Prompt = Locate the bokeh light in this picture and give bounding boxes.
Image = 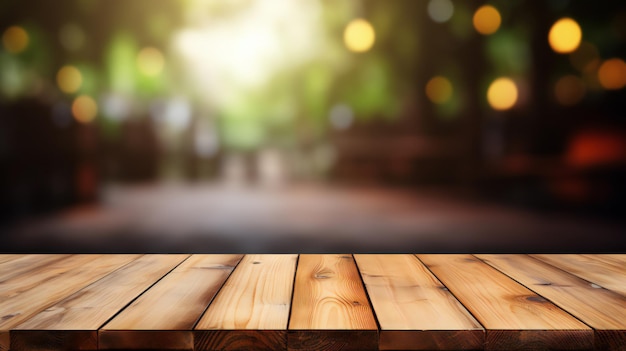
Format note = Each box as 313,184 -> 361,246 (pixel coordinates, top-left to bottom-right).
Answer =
57,65 -> 83,94
597,58 -> 626,90
72,95 -> 98,123
487,77 -> 518,111
427,0 -> 454,23
554,75 -> 586,106
137,47 -> 165,76
2,26 -> 29,54
549,18 -> 582,54
344,19 -> 375,53
425,76 -> 453,104
473,5 -> 501,35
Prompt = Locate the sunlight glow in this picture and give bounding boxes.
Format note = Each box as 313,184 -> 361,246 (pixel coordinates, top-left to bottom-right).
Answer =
174,0 -> 322,107
344,19 -> 375,53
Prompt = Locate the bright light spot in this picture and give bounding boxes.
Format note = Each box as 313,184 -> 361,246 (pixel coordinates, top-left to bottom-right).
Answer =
425,76 -> 453,104
2,26 -> 29,54
72,95 -> 98,123
569,42 -> 599,72
487,77 -> 518,111
174,0 -> 323,106
57,65 -> 83,94
329,104 -> 354,130
137,47 -> 165,76
344,19 -> 375,53
549,18 -> 582,54
59,23 -> 85,51
473,5 -> 501,35
428,0 -> 454,23
597,58 -> 626,90
554,75 -> 586,106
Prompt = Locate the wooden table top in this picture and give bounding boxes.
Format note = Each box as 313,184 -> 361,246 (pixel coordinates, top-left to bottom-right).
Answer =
0,254 -> 624,351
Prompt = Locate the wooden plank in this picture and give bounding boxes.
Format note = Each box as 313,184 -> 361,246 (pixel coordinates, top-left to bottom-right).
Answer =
288,254 -> 377,351
0,254 -> 140,351
0,254 -> 69,282
0,255 -> 22,265
10,254 -> 188,351
532,254 -> 626,297
479,254 -> 626,351
417,254 -> 593,351
195,254 -> 297,351
355,254 -> 483,350
100,254 -> 243,350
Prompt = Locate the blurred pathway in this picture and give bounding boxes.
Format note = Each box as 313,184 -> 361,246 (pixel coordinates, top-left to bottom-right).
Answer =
2,182 -> 624,253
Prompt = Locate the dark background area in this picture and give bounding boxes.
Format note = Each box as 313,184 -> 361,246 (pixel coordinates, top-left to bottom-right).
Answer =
1,0 -> 625,253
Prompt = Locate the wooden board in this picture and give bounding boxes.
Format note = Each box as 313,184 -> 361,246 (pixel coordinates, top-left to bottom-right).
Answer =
479,254 -> 626,351
0,255 -> 23,265
0,254 -> 140,351
355,254 -> 483,350
288,254 -> 378,351
195,254 -> 297,351
100,254 -> 243,350
11,254 -> 188,351
0,254 -> 69,282
532,254 -> 626,297
416,254 -> 593,351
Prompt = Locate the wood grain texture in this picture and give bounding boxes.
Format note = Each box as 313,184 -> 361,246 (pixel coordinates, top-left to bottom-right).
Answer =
100,254 -> 242,350
0,255 -> 22,265
0,254 -> 69,283
99,330 -> 193,350
11,255 -> 188,351
532,254 -> 626,297
195,330 -> 285,351
417,254 -> 593,351
0,254 -> 139,351
195,255 -> 296,351
288,254 -> 377,351
478,254 -> 626,351
288,330 -> 378,351
355,254 -> 483,350
11,330 -> 97,351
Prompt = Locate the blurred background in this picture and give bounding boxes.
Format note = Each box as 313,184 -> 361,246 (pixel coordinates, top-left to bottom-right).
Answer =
1,0 -> 625,253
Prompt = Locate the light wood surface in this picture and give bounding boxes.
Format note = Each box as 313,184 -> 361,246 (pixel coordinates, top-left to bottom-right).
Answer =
100,254 -> 242,350
355,254 -> 483,350
289,254 -> 377,351
195,254 -> 297,351
417,254 -> 593,350
0,254 -> 139,351
0,254 -> 624,351
0,254 -> 23,265
532,254 -> 626,297
11,255 -> 187,351
0,254 -> 68,283
479,254 -> 626,351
